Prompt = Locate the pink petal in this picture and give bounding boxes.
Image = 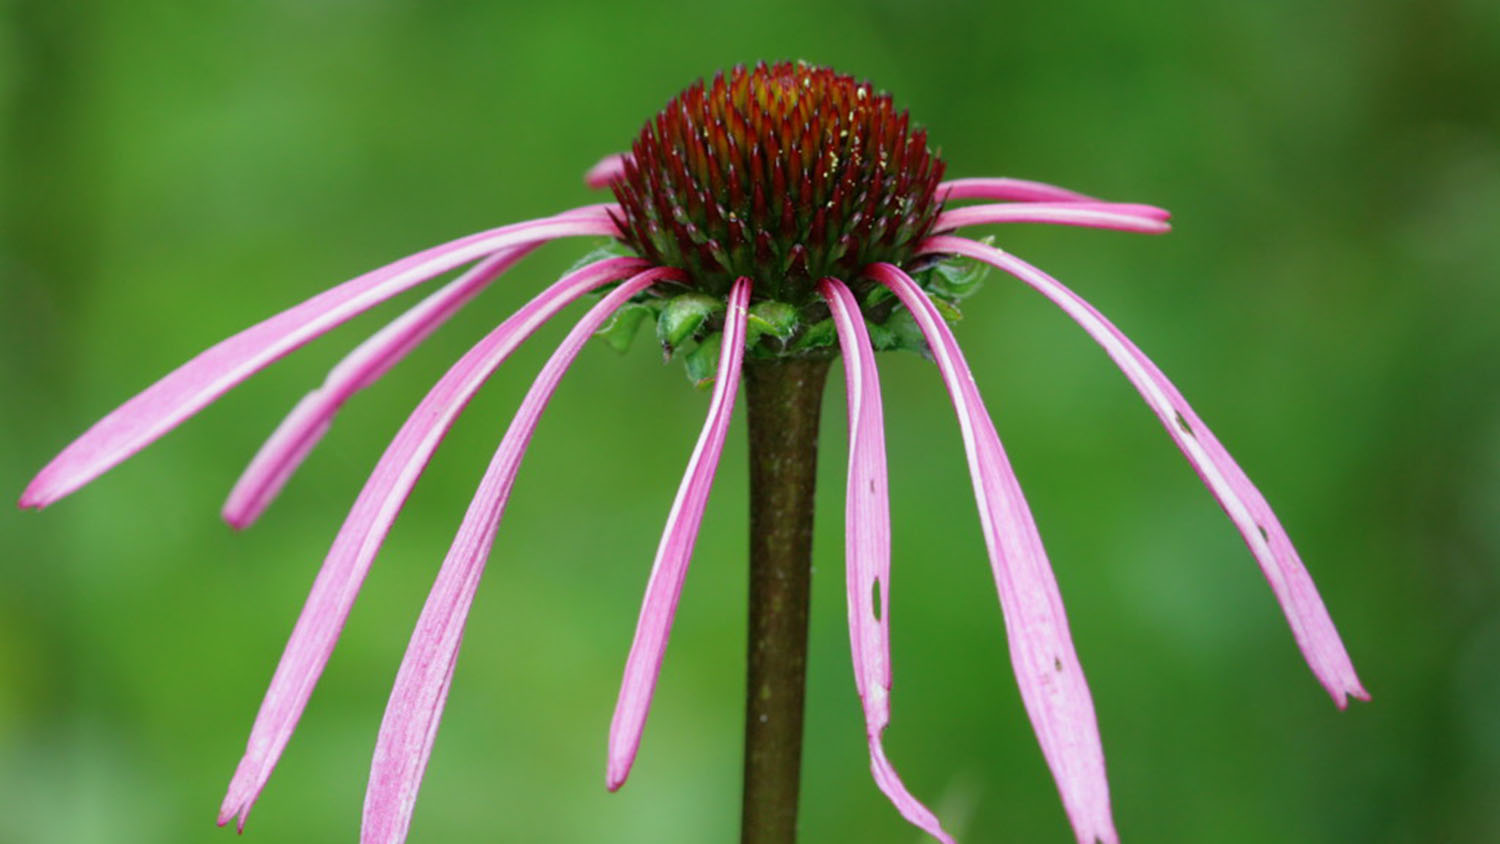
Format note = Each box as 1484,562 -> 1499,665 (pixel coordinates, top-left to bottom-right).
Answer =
869,262 -> 1118,844
216,255 -> 653,832
222,244 -> 541,529
935,202 -> 1171,234
361,267 -> 672,844
19,210 -> 620,510
820,277 -> 953,844
921,235 -> 1369,707
219,193 -> 633,528
939,177 -> 1098,203
607,277 -> 751,790
584,153 -> 630,189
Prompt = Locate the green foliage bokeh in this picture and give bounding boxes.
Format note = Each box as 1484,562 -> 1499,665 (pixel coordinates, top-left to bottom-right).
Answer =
3,1 -> 1497,842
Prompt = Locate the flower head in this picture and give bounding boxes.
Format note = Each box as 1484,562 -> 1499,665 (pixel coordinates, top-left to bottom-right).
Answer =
611,62 -> 944,300
20,62 -> 1365,844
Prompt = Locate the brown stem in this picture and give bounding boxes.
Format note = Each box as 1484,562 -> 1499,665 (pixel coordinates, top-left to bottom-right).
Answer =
740,356 -> 831,844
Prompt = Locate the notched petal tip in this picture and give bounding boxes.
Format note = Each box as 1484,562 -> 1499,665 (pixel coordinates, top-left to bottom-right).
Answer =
214,805 -> 247,834
1332,680 -> 1372,710
218,774 -> 256,832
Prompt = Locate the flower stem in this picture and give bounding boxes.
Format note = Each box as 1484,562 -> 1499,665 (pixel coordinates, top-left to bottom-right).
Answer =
740,356 -> 831,844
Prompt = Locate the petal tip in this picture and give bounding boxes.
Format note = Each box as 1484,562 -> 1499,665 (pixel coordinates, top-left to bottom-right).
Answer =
605,765 -> 628,793
214,806 -> 248,834
18,476 -> 56,510
220,506 -> 254,531
606,738 -> 643,792
1334,682 -> 1372,709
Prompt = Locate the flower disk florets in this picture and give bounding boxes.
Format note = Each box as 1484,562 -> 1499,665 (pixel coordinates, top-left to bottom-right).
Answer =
611,62 -> 946,306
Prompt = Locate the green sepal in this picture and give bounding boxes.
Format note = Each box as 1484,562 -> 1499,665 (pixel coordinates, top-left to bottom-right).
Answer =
594,303 -> 654,354
864,317 -> 896,351
926,238 -> 992,301
747,301 -> 798,347
865,307 -> 929,353
789,318 -> 837,352
657,293 -> 724,357
882,306 -> 927,351
684,332 -> 723,389
929,295 -> 963,324
862,284 -> 895,308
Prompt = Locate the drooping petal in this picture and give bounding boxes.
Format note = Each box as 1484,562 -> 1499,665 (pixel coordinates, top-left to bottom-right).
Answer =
920,235 -> 1369,706
935,202 -> 1171,234
820,277 -> 952,844
869,262 -> 1117,844
361,268 -> 668,844
585,153 -> 630,189
223,244 -> 541,529
19,209 -> 620,510
221,196 -> 623,528
216,255 -> 655,831
607,277 -> 751,790
939,177 -> 1097,203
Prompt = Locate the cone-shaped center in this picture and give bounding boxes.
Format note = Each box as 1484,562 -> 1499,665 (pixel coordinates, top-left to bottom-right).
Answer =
611,62 -> 946,304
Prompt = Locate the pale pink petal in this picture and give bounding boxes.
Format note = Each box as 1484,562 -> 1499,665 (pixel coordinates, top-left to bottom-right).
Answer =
869,262 -> 1117,844
216,255 -> 654,832
935,202 -> 1171,234
585,153 -> 630,189
821,277 -> 953,844
606,277 -> 751,790
554,202 -> 625,218
19,210 -> 620,510
939,177 -> 1098,203
222,244 -> 541,529
921,235 -> 1369,706
361,268 -> 670,844
216,191 -> 624,529
226,203 -> 624,529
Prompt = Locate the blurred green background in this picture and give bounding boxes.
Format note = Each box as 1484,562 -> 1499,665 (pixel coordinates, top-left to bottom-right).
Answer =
3,1 -> 1497,842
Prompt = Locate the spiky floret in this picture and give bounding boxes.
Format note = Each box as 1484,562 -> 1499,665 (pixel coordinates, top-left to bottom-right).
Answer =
610,62 -> 946,304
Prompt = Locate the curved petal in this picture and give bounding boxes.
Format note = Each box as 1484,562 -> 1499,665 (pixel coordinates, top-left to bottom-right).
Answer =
607,277 -> 751,790
939,177 -> 1098,203
223,243 -> 541,528
20,210 -> 620,510
935,202 -> 1171,234
219,195 -> 639,528
585,153 -> 630,189
361,268 -> 668,844
215,255 -> 655,832
920,235 -> 1368,706
821,277 -> 952,844
869,262 -> 1117,844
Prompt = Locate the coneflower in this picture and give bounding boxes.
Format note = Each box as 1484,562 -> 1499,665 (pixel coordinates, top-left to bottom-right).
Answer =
20,62 -> 1366,844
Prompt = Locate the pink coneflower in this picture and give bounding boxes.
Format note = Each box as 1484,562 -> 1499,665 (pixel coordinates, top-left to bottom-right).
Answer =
19,62 -> 1366,844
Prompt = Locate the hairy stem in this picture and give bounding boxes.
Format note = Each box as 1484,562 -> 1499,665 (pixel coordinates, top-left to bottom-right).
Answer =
740,356 -> 831,844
